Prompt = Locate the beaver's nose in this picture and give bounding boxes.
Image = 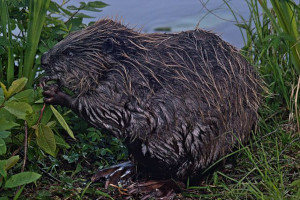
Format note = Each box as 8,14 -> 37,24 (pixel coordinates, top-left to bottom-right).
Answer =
41,53 -> 50,65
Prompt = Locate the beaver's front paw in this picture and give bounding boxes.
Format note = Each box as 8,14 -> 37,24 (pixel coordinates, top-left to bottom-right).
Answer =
42,84 -> 73,108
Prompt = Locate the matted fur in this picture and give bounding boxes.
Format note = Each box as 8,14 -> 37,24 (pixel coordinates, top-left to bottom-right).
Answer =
42,19 -> 261,180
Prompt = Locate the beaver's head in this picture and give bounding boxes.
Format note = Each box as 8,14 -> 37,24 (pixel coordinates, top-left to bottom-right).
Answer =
41,19 -> 138,96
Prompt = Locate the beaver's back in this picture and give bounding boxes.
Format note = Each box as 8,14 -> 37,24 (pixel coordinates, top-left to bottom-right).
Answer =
112,29 -> 261,179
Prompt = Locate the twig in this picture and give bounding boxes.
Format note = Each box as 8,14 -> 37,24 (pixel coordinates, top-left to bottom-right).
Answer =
38,166 -> 62,183
15,121 -> 29,195
21,121 -> 28,172
64,9 -> 81,25
37,103 -> 46,124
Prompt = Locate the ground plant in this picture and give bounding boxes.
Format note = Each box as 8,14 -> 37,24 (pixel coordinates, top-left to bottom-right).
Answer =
0,0 -> 299,199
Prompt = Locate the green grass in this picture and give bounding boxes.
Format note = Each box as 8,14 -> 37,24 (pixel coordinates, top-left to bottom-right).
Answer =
23,0 -> 50,87
0,0 -> 14,86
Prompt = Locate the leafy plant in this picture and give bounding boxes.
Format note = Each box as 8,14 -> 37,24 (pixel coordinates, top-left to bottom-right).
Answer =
0,1 -> 119,199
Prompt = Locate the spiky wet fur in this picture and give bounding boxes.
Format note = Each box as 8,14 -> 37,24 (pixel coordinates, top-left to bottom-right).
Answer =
42,19 -> 261,180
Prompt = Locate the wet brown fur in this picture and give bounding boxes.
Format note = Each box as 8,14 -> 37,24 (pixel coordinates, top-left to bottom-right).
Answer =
42,19 -> 261,180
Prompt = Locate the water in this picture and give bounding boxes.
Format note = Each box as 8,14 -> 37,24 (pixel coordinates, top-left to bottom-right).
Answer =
57,0 -> 252,48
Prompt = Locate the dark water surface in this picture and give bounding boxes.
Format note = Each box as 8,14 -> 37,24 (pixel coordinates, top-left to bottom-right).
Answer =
56,0 -> 253,48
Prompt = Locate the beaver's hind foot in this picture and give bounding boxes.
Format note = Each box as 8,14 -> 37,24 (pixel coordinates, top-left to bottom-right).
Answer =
127,179 -> 180,200
91,161 -> 135,188
92,161 -> 180,199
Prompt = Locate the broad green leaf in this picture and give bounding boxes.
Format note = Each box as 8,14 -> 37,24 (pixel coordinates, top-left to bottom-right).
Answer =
4,101 -> 33,120
50,105 -> 75,140
25,112 -> 39,127
0,118 -> 18,131
0,106 -> 16,121
36,124 -> 56,157
0,139 -> 6,155
0,131 -> 10,138
5,155 -> 19,170
0,160 -> 7,178
9,89 -> 34,103
7,77 -> 28,99
0,82 -> 8,99
41,105 -> 53,125
55,135 -> 70,149
0,196 -> 9,200
4,172 -> 41,188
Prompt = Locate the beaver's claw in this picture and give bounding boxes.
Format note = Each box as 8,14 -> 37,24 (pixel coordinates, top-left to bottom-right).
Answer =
39,76 -> 59,89
91,161 -> 135,188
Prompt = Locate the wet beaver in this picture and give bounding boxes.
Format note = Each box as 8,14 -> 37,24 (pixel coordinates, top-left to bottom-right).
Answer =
41,19 -> 261,199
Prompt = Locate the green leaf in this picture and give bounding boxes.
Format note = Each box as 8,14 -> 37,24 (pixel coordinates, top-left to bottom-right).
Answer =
35,98 -> 44,103
0,88 -> 4,104
4,101 -> 33,120
5,155 -> 19,170
81,6 -> 101,12
4,172 -> 41,188
50,105 -> 75,140
66,17 -> 83,32
9,89 -> 34,103
74,13 -> 94,18
49,1 -> 60,13
0,108 -> 16,122
0,139 -> 6,155
7,77 -> 28,99
59,6 -> 73,16
0,118 -> 18,131
66,5 -> 77,10
0,46 -> 6,55
0,131 -> 10,139
0,197 -> 9,200
25,112 -> 39,127
0,82 -> 8,99
46,121 -> 56,128
88,1 -> 108,8
55,135 -> 70,149
14,185 -> 25,200
0,160 -> 7,178
36,124 -> 56,157
41,105 -> 53,125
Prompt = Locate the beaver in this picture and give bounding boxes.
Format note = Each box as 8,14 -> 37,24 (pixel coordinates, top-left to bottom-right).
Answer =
41,19 -> 261,199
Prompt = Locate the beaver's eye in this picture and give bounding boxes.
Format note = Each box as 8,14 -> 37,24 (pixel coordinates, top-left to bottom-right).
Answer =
63,49 -> 74,57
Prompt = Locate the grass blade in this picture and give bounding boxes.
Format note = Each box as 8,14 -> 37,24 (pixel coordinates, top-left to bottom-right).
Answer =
0,0 -> 14,86
23,0 -> 50,87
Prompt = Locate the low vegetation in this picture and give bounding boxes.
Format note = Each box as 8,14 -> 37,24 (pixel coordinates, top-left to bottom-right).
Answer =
0,0 -> 299,199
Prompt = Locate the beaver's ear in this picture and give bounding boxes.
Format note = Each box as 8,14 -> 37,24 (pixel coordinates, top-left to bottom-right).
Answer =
102,38 -> 114,54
